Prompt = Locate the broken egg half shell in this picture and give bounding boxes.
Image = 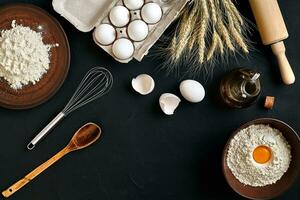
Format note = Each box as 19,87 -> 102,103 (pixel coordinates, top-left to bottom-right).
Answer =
132,74 -> 155,95
127,20 -> 149,41
123,0 -> 144,10
179,80 -> 205,103
94,24 -> 116,45
141,2 -> 162,24
159,93 -> 181,115
109,6 -> 130,27
112,38 -> 134,60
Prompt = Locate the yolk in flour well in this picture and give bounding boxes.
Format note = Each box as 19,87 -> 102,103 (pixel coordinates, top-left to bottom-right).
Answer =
253,145 -> 272,164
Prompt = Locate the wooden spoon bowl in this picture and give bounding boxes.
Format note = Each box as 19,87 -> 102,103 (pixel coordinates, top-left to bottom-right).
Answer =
222,118 -> 300,200
68,123 -> 102,151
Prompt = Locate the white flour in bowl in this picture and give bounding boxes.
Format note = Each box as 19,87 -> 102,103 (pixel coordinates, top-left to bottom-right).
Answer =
0,20 -> 57,89
226,124 -> 291,187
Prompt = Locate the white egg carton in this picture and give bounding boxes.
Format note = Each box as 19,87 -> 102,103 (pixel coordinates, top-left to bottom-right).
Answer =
52,0 -> 189,63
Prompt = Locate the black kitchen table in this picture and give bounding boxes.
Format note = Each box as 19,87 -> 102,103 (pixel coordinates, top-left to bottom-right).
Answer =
0,0 -> 299,199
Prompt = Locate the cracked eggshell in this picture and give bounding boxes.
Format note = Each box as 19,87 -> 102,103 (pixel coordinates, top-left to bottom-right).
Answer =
109,6 -> 130,27
179,80 -> 205,103
132,74 -> 155,95
159,93 -> 181,115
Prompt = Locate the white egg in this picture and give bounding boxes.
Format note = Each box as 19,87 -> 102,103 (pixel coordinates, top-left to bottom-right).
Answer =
123,0 -> 144,10
127,20 -> 149,41
141,3 -> 162,24
94,24 -> 116,45
179,80 -> 205,103
112,38 -> 134,60
109,6 -> 130,27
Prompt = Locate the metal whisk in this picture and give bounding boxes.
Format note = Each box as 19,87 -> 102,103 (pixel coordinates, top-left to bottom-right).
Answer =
27,67 -> 113,150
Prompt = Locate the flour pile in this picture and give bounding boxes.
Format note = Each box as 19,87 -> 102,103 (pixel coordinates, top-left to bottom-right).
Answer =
227,124 -> 291,187
0,20 -> 52,89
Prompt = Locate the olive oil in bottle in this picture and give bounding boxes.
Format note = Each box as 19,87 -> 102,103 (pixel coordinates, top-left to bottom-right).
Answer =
220,68 -> 261,108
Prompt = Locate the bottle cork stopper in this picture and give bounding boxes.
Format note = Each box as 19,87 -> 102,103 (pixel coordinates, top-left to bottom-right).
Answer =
264,96 -> 275,109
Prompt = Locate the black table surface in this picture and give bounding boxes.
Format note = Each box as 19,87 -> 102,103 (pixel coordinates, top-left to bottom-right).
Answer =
0,0 -> 299,200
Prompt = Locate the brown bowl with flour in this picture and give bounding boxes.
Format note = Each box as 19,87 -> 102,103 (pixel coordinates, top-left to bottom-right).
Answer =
222,118 -> 300,200
0,4 -> 70,109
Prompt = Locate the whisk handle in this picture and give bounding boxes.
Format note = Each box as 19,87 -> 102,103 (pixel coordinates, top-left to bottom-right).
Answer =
27,112 -> 66,150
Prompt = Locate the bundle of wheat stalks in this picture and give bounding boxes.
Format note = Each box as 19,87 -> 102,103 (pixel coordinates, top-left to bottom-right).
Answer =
168,0 -> 249,67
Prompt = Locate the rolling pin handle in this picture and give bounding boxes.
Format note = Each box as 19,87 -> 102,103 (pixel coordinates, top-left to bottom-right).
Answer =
271,41 -> 295,85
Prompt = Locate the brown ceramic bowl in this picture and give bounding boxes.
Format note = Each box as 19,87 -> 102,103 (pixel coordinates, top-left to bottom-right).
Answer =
0,3 -> 70,109
222,118 -> 300,200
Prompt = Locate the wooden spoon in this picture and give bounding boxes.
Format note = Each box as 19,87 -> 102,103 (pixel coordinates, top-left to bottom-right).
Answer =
2,122 -> 101,198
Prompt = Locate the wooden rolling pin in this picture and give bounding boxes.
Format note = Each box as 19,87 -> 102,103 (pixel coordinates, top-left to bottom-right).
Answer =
249,0 -> 295,85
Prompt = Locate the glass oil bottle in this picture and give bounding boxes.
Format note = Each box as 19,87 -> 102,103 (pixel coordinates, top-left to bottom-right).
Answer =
220,68 -> 261,108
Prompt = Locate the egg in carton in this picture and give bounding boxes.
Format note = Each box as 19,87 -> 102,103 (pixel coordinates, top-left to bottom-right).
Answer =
52,0 -> 189,63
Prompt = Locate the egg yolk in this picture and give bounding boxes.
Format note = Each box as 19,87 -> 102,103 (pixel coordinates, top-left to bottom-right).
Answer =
253,146 -> 272,164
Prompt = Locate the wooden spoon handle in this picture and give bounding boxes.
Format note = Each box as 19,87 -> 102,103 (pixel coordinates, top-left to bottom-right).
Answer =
2,147 -> 69,198
271,41 -> 295,85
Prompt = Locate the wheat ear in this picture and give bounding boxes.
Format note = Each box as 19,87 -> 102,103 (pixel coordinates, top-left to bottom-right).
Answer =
216,19 -> 235,51
207,0 -> 222,60
170,34 -> 178,61
223,0 -> 249,53
227,0 -> 244,25
224,0 -> 242,33
173,12 -> 190,60
197,0 -> 209,64
214,0 -> 235,51
209,0 -> 217,23
207,32 -> 218,61
187,5 -> 200,51
173,7 -> 198,60
216,33 -> 224,55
